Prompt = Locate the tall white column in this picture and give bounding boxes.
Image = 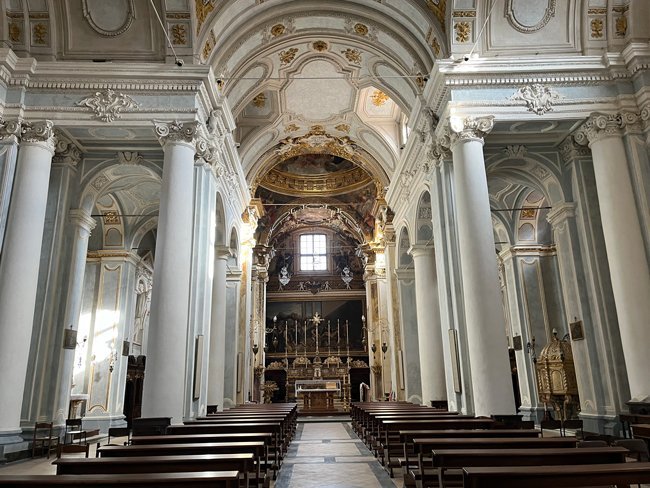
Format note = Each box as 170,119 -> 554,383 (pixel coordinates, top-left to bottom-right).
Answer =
408,244 -> 446,405
207,246 -> 230,410
448,116 -> 515,416
575,113 -> 650,402
142,121 -> 198,422
0,121 -> 56,434
54,209 -> 96,423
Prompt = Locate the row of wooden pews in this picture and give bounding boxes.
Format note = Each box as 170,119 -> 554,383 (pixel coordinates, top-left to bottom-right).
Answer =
0,403 -> 297,487
351,402 -> 650,487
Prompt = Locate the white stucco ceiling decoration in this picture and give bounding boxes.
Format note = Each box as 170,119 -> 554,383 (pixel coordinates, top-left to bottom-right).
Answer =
283,59 -> 356,122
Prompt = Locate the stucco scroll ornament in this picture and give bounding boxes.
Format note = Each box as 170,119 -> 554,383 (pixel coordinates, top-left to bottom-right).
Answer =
276,127 -> 357,159
505,0 -> 556,34
78,89 -> 139,122
82,0 -> 135,37
573,113 -> 626,146
511,84 -> 562,116
0,118 -> 22,141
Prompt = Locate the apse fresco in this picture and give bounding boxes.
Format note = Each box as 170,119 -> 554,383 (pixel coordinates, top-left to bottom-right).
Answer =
276,154 -> 355,175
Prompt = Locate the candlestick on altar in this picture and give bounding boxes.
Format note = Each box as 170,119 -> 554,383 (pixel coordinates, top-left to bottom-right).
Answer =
337,319 -> 341,356
303,319 -> 307,356
294,319 -> 298,352
315,319 -> 319,356
346,319 -> 350,357
328,320 -> 331,356
285,320 -> 288,359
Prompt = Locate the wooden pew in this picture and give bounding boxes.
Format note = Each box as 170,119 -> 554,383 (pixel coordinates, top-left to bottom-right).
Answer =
411,437 -> 577,487
377,419 -> 494,468
433,447 -> 627,488
397,429 -> 540,482
166,423 -> 283,476
632,423 -> 650,446
0,471 -> 240,487
97,442 -> 265,486
462,462 -> 650,488
54,454 -> 255,488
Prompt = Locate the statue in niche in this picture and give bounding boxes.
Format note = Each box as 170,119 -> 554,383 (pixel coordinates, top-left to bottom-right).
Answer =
132,262 -> 152,355
341,267 -> 353,289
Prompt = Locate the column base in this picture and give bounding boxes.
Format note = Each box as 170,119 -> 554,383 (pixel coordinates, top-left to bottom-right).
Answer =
517,406 -> 546,424
579,412 -> 622,437
0,430 -> 30,464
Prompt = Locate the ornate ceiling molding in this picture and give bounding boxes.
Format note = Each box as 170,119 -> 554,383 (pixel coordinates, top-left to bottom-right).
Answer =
260,166 -> 372,198
505,0 -> 556,34
275,126 -> 358,161
82,0 -> 135,37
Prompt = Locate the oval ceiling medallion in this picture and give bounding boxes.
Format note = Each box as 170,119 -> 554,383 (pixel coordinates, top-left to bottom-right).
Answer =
82,0 -> 135,37
505,0 -> 556,34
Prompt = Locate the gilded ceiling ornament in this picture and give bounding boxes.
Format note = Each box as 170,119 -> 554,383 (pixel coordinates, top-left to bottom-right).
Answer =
275,127 -> 358,161
505,0 -> 556,34
425,0 -> 447,31
312,40 -> 328,52
8,22 -> 21,43
252,93 -> 267,108
341,48 -> 362,64
195,0 -> 215,33
271,24 -> 285,37
310,124 -> 325,133
415,72 -> 426,90
279,48 -> 298,65
32,23 -> 48,44
171,24 -> 186,45
78,89 -> 139,122
370,90 -> 389,107
591,18 -> 604,38
103,211 -> 120,225
202,31 -> 216,61
335,123 -> 350,133
431,36 -> 441,56
587,8 -> 607,15
510,84 -> 562,116
353,23 -> 369,36
454,22 -> 470,43
615,15 -> 628,37
284,124 -> 299,133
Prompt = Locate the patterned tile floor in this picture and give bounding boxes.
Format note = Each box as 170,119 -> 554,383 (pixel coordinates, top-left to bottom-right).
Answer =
272,421 -> 402,488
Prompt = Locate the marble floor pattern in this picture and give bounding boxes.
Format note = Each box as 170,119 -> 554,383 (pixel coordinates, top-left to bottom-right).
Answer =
272,421 -> 402,488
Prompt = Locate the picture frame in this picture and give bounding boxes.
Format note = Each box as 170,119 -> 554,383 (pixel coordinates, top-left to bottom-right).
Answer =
570,320 -> 584,341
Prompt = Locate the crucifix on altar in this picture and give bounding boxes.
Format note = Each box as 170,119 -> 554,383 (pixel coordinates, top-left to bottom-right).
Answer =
311,312 -> 323,357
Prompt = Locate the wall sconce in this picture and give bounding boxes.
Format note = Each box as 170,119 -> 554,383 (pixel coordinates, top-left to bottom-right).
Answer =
381,342 -> 388,359
526,336 -> 537,363
371,343 -> 377,355
361,315 -> 367,352
252,343 -> 259,356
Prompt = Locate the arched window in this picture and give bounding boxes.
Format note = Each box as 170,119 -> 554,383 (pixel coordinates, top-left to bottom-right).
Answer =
300,234 -> 327,271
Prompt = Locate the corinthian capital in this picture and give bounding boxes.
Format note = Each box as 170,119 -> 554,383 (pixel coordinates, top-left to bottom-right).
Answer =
448,115 -> 494,146
153,120 -> 199,148
53,129 -> 82,167
20,120 -> 56,154
573,112 -> 640,146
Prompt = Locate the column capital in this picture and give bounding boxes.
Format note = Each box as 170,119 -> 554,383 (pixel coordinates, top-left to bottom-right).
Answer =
215,245 -> 231,261
407,243 -> 435,258
559,136 -> 590,164
20,120 -> 56,155
153,120 -> 200,150
68,209 -> 97,236
546,202 -> 577,230
573,112 -> 641,146
0,118 -> 21,143
447,115 -> 494,147
53,130 -> 82,167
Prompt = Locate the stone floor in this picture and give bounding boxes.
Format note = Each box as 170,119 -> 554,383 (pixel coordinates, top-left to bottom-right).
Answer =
0,422 -> 399,487
272,421 -> 401,488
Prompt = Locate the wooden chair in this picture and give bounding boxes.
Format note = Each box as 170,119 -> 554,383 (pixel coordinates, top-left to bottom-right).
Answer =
107,427 -> 131,446
540,419 -> 562,437
562,419 -> 583,439
64,418 -> 87,445
32,422 -> 59,458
